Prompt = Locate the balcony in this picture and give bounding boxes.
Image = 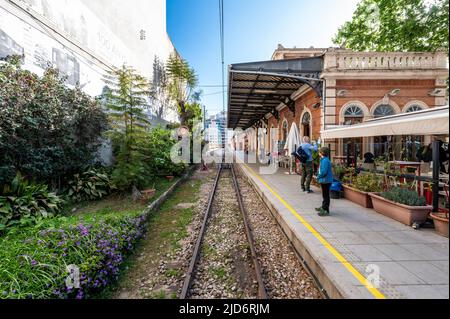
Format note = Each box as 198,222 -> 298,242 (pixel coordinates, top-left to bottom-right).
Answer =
324,49 -> 448,71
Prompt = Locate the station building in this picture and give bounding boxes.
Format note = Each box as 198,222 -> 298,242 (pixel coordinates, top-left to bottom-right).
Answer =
228,45 -> 449,164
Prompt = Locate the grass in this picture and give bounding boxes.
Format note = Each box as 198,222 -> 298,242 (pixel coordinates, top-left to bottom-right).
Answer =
0,175 -> 184,299
154,290 -> 167,299
103,177 -> 204,299
202,243 -> 216,257
66,176 -> 180,216
153,176 -> 181,199
165,269 -> 181,278
145,179 -> 202,253
210,266 -> 227,280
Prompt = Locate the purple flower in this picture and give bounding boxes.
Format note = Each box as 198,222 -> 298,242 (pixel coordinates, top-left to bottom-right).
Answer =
78,224 -> 89,236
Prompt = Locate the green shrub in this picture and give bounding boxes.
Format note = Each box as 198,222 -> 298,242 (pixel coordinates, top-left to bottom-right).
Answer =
109,127 -> 186,191
0,210 -> 146,299
332,164 -> 347,180
344,171 -> 383,193
145,127 -> 186,177
0,174 -> 64,230
66,168 -> 115,203
352,172 -> 383,193
0,57 -> 108,187
381,187 -> 427,206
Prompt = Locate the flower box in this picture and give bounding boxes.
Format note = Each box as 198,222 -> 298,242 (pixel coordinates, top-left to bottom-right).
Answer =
343,185 -> 373,208
369,193 -> 432,226
430,212 -> 449,238
141,189 -> 156,202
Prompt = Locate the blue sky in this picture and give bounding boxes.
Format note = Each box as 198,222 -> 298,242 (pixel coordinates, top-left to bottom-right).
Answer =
167,0 -> 360,115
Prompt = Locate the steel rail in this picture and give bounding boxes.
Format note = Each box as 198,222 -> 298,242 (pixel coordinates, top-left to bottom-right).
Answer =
180,164 -> 268,299
230,164 -> 268,299
180,165 -> 222,299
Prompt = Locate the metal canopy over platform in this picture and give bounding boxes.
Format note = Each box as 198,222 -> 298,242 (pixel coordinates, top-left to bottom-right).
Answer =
227,57 -> 324,130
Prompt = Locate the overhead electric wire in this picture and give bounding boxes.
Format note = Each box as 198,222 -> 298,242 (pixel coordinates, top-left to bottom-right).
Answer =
219,0 -> 226,115
203,90 -> 226,97
219,0 -> 226,150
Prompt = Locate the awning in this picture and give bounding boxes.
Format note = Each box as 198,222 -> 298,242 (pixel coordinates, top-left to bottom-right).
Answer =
321,106 -> 450,139
227,57 -> 323,130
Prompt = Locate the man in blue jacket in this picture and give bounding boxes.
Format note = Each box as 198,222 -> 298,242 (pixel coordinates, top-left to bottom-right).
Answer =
300,136 -> 318,193
315,147 -> 333,216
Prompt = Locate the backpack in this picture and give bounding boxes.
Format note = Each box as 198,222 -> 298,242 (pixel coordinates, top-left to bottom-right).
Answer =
292,146 -> 309,164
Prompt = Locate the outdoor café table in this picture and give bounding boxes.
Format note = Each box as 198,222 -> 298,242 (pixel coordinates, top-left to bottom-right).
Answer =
388,161 -> 422,194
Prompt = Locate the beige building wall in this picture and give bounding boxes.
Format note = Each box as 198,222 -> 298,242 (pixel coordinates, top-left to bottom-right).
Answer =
0,0 -> 177,121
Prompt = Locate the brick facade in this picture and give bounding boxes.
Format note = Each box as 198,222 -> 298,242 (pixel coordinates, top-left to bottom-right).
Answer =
267,89 -> 322,146
334,79 -> 437,125
234,48 -> 448,157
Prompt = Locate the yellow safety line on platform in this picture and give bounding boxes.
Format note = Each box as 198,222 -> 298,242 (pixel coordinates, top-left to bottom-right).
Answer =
241,163 -> 386,299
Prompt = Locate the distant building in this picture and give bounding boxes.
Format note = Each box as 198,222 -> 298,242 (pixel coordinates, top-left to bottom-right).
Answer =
205,111 -> 227,150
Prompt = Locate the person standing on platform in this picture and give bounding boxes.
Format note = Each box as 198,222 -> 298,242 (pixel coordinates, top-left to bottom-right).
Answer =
299,136 -> 318,193
316,147 -> 333,216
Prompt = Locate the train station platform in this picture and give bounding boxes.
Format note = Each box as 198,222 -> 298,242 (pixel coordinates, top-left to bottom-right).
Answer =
235,158 -> 449,299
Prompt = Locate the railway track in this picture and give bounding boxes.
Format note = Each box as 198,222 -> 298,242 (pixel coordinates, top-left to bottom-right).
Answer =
180,164 -> 267,299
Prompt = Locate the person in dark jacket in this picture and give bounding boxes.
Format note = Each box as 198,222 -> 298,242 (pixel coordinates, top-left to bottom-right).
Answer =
300,136 -> 318,193
438,140 -> 449,174
315,147 -> 333,216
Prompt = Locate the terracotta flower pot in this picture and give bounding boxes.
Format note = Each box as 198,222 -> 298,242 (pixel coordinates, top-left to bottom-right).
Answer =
141,189 -> 156,202
430,212 -> 449,238
343,185 -> 373,208
369,193 -> 433,226
165,175 -> 174,182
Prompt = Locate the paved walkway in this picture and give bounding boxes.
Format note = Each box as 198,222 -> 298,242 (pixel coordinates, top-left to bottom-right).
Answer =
236,158 -> 449,299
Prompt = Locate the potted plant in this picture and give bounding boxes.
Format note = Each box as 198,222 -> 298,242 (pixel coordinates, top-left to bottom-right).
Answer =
374,156 -> 388,172
141,188 -> 156,202
343,171 -> 383,208
369,187 -> 432,227
139,182 -> 156,203
332,164 -> 346,181
430,210 -> 449,238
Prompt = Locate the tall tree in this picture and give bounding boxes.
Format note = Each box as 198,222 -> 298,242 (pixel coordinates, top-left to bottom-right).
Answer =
105,65 -> 151,137
184,102 -> 203,131
104,65 -> 152,190
333,0 -> 449,52
166,53 -> 201,127
150,56 -> 174,120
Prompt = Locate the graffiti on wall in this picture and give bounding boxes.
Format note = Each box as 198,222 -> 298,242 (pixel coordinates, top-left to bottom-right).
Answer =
0,29 -> 24,58
52,48 -> 80,86
0,7 -> 107,96
0,2 -> 131,96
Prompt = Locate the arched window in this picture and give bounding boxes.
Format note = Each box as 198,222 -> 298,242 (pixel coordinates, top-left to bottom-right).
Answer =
302,112 -> 311,125
301,112 -> 311,138
282,120 -> 288,141
373,104 -> 395,118
343,105 -> 364,125
405,104 -> 423,113
344,105 -> 364,117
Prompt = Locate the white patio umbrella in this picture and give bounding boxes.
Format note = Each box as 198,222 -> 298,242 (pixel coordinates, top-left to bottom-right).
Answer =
283,123 -> 301,174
